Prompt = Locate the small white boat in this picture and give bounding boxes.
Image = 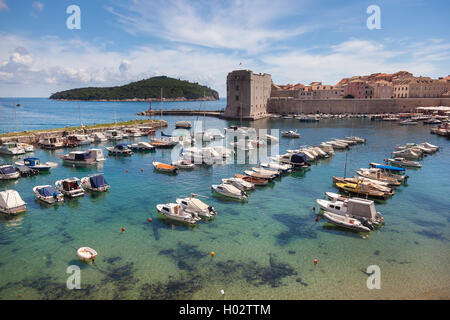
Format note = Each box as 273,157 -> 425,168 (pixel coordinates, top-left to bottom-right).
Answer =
222,177 -> 255,191
172,159 -> 194,169
281,130 -> 300,138
252,167 -> 280,177
326,192 -> 350,202
128,142 -> 155,151
77,247 -> 98,262
0,190 -> 27,215
323,211 -> 372,232
260,162 -> 292,173
55,177 -> 85,198
211,183 -> 248,200
319,143 -> 335,155
388,157 -> 421,168
81,174 -> 110,192
19,143 -> 34,152
0,165 -> 20,180
244,170 -> 276,181
123,127 -> 142,137
0,142 -> 25,155
59,151 -> 97,166
345,136 -> 366,143
106,144 -> 133,155
175,121 -> 192,129
33,185 -> 64,204
104,130 -> 123,140
91,132 -> 108,142
156,203 -> 200,224
418,142 -> 439,152
391,148 -> 421,160
38,137 -> 65,149
399,120 -> 418,125
176,194 -> 217,218
14,157 -> 57,172
317,198 -> 383,226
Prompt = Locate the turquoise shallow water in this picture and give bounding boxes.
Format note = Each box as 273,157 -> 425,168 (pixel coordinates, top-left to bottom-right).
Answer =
0,98 -> 449,299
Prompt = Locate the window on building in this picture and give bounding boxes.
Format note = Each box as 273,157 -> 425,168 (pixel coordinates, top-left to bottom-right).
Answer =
235,95 -> 239,101
236,85 -> 239,91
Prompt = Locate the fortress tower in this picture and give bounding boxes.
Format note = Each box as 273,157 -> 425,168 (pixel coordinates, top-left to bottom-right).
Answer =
223,70 -> 272,120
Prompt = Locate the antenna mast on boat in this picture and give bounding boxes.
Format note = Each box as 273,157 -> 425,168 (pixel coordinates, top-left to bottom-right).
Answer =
160,87 -> 163,119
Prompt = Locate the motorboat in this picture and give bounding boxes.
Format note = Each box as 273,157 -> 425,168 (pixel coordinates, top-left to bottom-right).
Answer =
86,149 -> 106,162
283,115 -> 293,119
15,165 -> 39,177
123,127 -> 142,137
260,162 -> 292,173
234,174 -> 268,186
326,140 -> 348,149
418,142 -> 439,152
399,120 -> 418,125
0,165 -> 20,180
319,143 -> 335,155
128,142 -> 155,151
106,144 -> 133,155
222,177 -> 255,191
332,176 -> 393,193
33,185 -> 64,204
298,148 -> 317,161
19,143 -> 34,152
326,192 -> 350,202
345,136 -> 366,143
281,131 -> 300,138
153,161 -> 178,174
0,190 -> 27,215
243,170 -> 276,181
316,198 -> 384,226
322,211 -> 372,232
0,142 -> 25,155
138,126 -> 156,135
335,138 -> 357,146
388,157 -> 421,168
251,167 -> 280,177
38,137 -> 65,150
90,132 -> 108,142
77,247 -> 98,262
279,153 -> 310,168
81,174 -> 110,192
156,202 -> 200,224
14,157 -> 58,172
182,147 -> 222,165
176,194 -> 217,218
367,164 -> 409,182
172,159 -> 195,169
423,118 -> 442,125
150,138 -> 178,148
335,182 -> 393,199
175,121 -> 192,129
311,147 -> 328,158
355,168 -> 401,186
298,115 -> 319,122
104,129 -> 123,140
59,151 -> 97,166
55,177 -> 85,198
391,148 -> 422,160
211,183 -> 248,200
66,134 -> 93,145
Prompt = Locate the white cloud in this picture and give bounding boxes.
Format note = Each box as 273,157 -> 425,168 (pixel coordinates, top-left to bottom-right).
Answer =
0,0 -> 8,11
107,0 -> 310,54
32,1 -> 44,11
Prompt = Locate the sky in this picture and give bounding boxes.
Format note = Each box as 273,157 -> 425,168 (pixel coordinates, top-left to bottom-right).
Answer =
0,0 -> 449,97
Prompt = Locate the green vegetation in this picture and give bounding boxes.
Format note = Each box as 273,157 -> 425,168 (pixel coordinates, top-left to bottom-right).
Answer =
343,94 -> 355,99
0,120 -> 166,139
49,76 -> 219,101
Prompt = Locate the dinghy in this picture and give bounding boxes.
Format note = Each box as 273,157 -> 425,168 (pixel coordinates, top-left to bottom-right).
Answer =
281,130 -> 300,138
388,157 -> 421,168
234,174 -> 268,186
77,247 -> 98,262
106,144 -> 133,155
323,211 -> 371,232
172,159 -> 195,170
153,161 -> 178,174
33,185 -> 64,204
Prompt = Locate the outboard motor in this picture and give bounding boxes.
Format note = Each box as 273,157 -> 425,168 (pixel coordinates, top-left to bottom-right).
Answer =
359,217 -> 374,230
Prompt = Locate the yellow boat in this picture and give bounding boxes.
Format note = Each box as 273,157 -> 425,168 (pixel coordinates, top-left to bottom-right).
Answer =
335,182 -> 393,199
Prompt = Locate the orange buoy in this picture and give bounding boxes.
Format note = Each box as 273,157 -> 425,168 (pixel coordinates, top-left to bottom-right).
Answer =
315,217 -> 319,222
126,169 -> 128,173
148,218 -> 152,222
210,251 -> 215,257
314,259 -> 318,265
121,227 -> 125,232
312,207 -> 316,211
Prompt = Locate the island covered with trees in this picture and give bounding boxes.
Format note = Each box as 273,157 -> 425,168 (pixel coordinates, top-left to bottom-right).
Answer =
49,76 -> 219,101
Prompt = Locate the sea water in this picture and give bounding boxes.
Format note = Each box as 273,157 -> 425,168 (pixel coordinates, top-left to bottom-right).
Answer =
0,98 -> 449,299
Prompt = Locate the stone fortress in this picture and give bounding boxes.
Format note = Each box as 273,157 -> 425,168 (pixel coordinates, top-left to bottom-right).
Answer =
223,70 -> 450,120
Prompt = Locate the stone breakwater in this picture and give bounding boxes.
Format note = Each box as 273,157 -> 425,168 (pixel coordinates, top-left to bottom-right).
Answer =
0,120 -> 168,145
138,109 -> 224,118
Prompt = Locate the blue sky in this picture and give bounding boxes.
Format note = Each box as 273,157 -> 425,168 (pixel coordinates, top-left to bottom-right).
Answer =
0,0 -> 449,97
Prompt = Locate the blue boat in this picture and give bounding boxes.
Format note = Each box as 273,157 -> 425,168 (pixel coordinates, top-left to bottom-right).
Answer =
161,132 -> 172,137
14,157 -> 57,172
